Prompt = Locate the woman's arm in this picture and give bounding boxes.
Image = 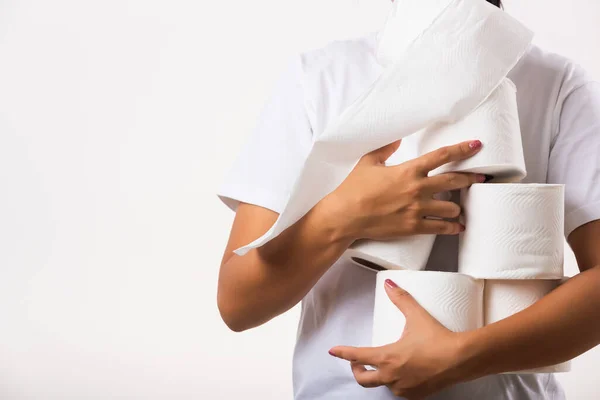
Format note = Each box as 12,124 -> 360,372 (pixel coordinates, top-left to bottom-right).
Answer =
217,196 -> 354,332
460,220 -> 600,376
217,140 -> 485,332
329,220 -> 600,400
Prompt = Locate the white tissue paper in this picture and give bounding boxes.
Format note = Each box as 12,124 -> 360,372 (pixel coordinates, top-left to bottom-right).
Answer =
234,0 -> 534,256
459,184 -> 565,279
485,279 -> 571,373
344,235 -> 437,272
484,279 -> 560,325
341,147 -> 444,273
413,78 -> 526,182
372,270 -> 484,347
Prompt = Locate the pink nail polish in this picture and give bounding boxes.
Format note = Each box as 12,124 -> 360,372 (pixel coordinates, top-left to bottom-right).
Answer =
459,224 -> 466,232
385,279 -> 398,289
477,174 -> 486,183
469,140 -> 482,150
328,350 -> 335,356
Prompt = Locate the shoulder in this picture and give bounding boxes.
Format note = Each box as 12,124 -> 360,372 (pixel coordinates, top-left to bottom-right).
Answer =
295,32 -> 381,133
510,44 -> 595,100
297,31 -> 379,78
509,44 -> 598,139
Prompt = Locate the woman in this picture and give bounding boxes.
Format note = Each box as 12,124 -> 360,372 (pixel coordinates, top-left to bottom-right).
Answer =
216,0 -> 600,398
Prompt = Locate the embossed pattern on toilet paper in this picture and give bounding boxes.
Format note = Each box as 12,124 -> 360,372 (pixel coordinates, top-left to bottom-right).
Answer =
376,0 -> 456,67
233,0 -> 534,256
484,280 -> 560,325
485,280 -> 571,373
413,78 -> 526,182
459,184 -> 564,279
372,271 -> 484,347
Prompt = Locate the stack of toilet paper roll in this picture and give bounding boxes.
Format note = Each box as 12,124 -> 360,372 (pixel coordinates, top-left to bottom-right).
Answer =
372,184 -> 571,374
232,0 -> 534,257
343,78 -> 527,273
317,0 -> 573,376
226,0 -> 572,374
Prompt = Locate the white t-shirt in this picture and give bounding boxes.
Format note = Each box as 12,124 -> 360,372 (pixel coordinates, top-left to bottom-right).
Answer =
217,31 -> 600,400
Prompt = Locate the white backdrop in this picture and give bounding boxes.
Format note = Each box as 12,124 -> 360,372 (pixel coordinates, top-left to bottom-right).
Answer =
0,0 -> 599,399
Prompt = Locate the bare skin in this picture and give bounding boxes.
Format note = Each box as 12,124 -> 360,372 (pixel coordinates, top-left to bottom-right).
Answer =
218,139 -> 485,331
329,221 -> 600,399
218,137 -> 600,399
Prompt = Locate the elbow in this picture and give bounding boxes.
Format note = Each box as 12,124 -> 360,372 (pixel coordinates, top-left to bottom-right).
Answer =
222,317 -> 248,333
220,312 -> 250,333
217,292 -> 253,333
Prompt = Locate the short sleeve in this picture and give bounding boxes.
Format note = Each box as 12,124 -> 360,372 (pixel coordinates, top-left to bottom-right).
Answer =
217,54 -> 314,214
547,81 -> 600,237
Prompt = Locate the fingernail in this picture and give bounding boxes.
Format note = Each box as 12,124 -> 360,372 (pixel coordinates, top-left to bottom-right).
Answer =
328,349 -> 336,356
385,279 -> 398,289
459,224 -> 466,232
469,140 -> 482,150
476,174 -> 486,183
484,174 -> 494,183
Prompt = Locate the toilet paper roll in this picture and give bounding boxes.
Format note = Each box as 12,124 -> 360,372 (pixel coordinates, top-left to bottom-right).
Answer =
459,184 -> 565,279
484,279 -> 560,325
372,271 -> 484,347
342,191 -> 448,273
233,0 -> 534,256
414,78 -> 526,183
344,235 -> 436,272
484,279 -> 571,373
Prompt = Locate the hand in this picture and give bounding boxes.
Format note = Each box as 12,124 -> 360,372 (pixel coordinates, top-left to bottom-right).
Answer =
328,280 -> 469,400
325,139 -> 486,241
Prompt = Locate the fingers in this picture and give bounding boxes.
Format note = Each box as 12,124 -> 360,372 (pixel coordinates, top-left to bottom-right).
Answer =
423,172 -> 485,193
417,219 -> 465,235
384,279 -> 423,319
351,363 -> 384,388
329,346 -> 382,366
418,200 -> 462,219
363,140 -> 402,165
330,347 -> 387,388
412,140 -> 482,175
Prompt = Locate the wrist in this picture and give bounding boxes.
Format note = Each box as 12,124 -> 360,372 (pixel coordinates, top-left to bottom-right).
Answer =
311,191 -> 359,246
450,330 -> 493,383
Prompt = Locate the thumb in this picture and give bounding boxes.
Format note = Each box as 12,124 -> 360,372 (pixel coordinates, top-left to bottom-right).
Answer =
365,139 -> 401,165
384,279 -> 423,319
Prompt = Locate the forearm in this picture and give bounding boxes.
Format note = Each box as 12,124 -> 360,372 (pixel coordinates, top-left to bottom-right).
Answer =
218,195 -> 354,331
218,140 -> 484,332
458,265 -> 600,378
